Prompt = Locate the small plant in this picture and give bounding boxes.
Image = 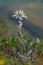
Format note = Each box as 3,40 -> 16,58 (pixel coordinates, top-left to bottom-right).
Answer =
0,9 -> 43,65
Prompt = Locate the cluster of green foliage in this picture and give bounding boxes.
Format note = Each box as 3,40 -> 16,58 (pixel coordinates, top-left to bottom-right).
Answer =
0,28 -> 43,65
0,17 -> 43,65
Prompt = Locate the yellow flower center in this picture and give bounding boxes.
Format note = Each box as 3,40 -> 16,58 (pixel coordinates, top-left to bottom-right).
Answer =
17,13 -> 22,17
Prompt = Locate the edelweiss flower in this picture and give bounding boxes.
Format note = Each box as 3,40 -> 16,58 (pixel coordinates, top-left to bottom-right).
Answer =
12,9 -> 27,20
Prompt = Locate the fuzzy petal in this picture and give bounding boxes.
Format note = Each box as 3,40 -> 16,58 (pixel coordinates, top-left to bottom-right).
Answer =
12,15 -> 16,17
15,10 -> 18,15
22,15 -> 27,19
22,11 -> 24,14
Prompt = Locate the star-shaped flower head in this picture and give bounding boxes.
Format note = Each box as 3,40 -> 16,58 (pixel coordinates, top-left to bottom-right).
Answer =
12,9 -> 27,20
